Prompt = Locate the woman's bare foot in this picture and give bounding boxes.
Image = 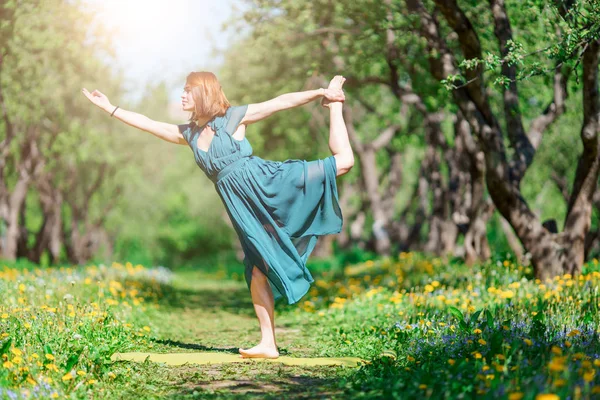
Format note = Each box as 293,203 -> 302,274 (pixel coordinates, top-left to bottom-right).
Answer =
239,342 -> 279,359
322,75 -> 346,108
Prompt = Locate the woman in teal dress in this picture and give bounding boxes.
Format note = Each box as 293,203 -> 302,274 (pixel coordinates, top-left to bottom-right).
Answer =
81,73 -> 354,359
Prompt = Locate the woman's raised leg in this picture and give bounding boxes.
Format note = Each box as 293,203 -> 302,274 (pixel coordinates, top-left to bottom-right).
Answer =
239,265 -> 279,358
324,76 -> 354,177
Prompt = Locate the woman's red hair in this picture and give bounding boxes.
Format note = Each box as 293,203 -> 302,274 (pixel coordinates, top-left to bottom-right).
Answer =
185,72 -> 231,124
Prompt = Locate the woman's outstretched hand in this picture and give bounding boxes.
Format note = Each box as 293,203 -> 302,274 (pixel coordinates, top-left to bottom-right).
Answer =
321,76 -> 346,108
81,88 -> 113,113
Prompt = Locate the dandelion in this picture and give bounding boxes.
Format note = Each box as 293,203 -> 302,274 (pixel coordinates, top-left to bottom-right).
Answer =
418,384 -> 427,389
45,354 -> 55,361
45,364 -> 58,372
584,370 -> 596,382
448,359 -> 455,365
478,339 -> 487,346
535,395 -> 559,400
508,393 -> 524,400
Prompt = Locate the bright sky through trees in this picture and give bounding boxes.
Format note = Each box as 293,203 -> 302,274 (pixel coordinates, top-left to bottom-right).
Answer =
84,0 -> 240,103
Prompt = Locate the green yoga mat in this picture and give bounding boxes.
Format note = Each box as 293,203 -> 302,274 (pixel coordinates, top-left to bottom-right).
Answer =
111,352 -> 364,367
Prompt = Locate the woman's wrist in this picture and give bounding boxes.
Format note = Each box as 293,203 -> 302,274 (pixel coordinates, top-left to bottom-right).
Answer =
103,104 -> 115,113
318,88 -> 326,98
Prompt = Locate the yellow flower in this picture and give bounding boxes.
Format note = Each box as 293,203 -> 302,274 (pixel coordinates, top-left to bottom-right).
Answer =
10,348 -> 22,356
45,354 -> 55,361
77,370 -> 86,376
143,326 -> 151,332
478,339 -> 487,346
584,370 -> 596,382
448,359 -> 455,365
524,339 -> 533,346
508,393 -> 524,400
567,329 -> 581,337
50,393 -> 59,399
419,384 -> 427,389
87,379 -> 97,385
1,313 -> 8,319
3,361 -> 14,368
553,379 -> 566,387
45,363 -> 58,372
62,373 -> 73,382
473,328 -> 482,334
407,355 -> 416,362
535,394 -> 559,400
551,346 -> 562,355
107,371 -> 116,379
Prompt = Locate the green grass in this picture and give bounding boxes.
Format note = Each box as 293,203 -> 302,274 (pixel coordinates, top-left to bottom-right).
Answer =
1,254 -> 600,399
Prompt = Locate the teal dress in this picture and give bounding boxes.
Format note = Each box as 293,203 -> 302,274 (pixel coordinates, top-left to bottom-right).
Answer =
178,105 -> 343,305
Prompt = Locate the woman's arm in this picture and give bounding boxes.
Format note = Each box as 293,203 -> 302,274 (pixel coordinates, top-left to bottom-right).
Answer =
241,87 -> 344,125
81,88 -> 186,145
111,107 -> 186,145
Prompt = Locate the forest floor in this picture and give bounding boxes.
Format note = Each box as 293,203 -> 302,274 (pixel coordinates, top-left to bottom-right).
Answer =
110,272 -> 359,399
2,254 -> 600,399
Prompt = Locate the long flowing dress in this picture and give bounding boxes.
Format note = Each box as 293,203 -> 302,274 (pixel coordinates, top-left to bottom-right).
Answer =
178,105 -> 343,305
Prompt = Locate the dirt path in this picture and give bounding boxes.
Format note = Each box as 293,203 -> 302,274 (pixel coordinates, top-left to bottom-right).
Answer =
129,271 -> 356,399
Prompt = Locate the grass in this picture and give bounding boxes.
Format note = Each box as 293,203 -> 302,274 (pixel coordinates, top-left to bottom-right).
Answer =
1,253 -> 600,399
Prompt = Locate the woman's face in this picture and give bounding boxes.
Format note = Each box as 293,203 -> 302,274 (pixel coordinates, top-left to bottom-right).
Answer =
181,85 -> 195,112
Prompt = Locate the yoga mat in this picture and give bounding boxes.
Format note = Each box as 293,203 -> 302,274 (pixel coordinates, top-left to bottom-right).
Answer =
111,352 -> 364,367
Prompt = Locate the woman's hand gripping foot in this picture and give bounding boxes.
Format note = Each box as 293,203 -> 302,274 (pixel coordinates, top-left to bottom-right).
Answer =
321,75 -> 346,108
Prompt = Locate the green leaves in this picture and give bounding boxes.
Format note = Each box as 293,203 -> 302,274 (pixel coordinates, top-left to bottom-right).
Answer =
63,349 -> 83,372
448,307 -> 496,333
447,306 -> 468,332
0,337 -> 12,357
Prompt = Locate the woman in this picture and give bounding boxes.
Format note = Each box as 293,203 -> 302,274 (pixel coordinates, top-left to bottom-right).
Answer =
81,72 -> 354,359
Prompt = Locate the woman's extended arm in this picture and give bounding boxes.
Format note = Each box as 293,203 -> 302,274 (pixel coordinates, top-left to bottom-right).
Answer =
81,88 -> 186,145
240,87 -> 344,125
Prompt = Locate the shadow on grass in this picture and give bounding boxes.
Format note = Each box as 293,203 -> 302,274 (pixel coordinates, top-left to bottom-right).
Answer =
153,339 -> 240,354
152,339 -> 291,357
166,367 -> 349,399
